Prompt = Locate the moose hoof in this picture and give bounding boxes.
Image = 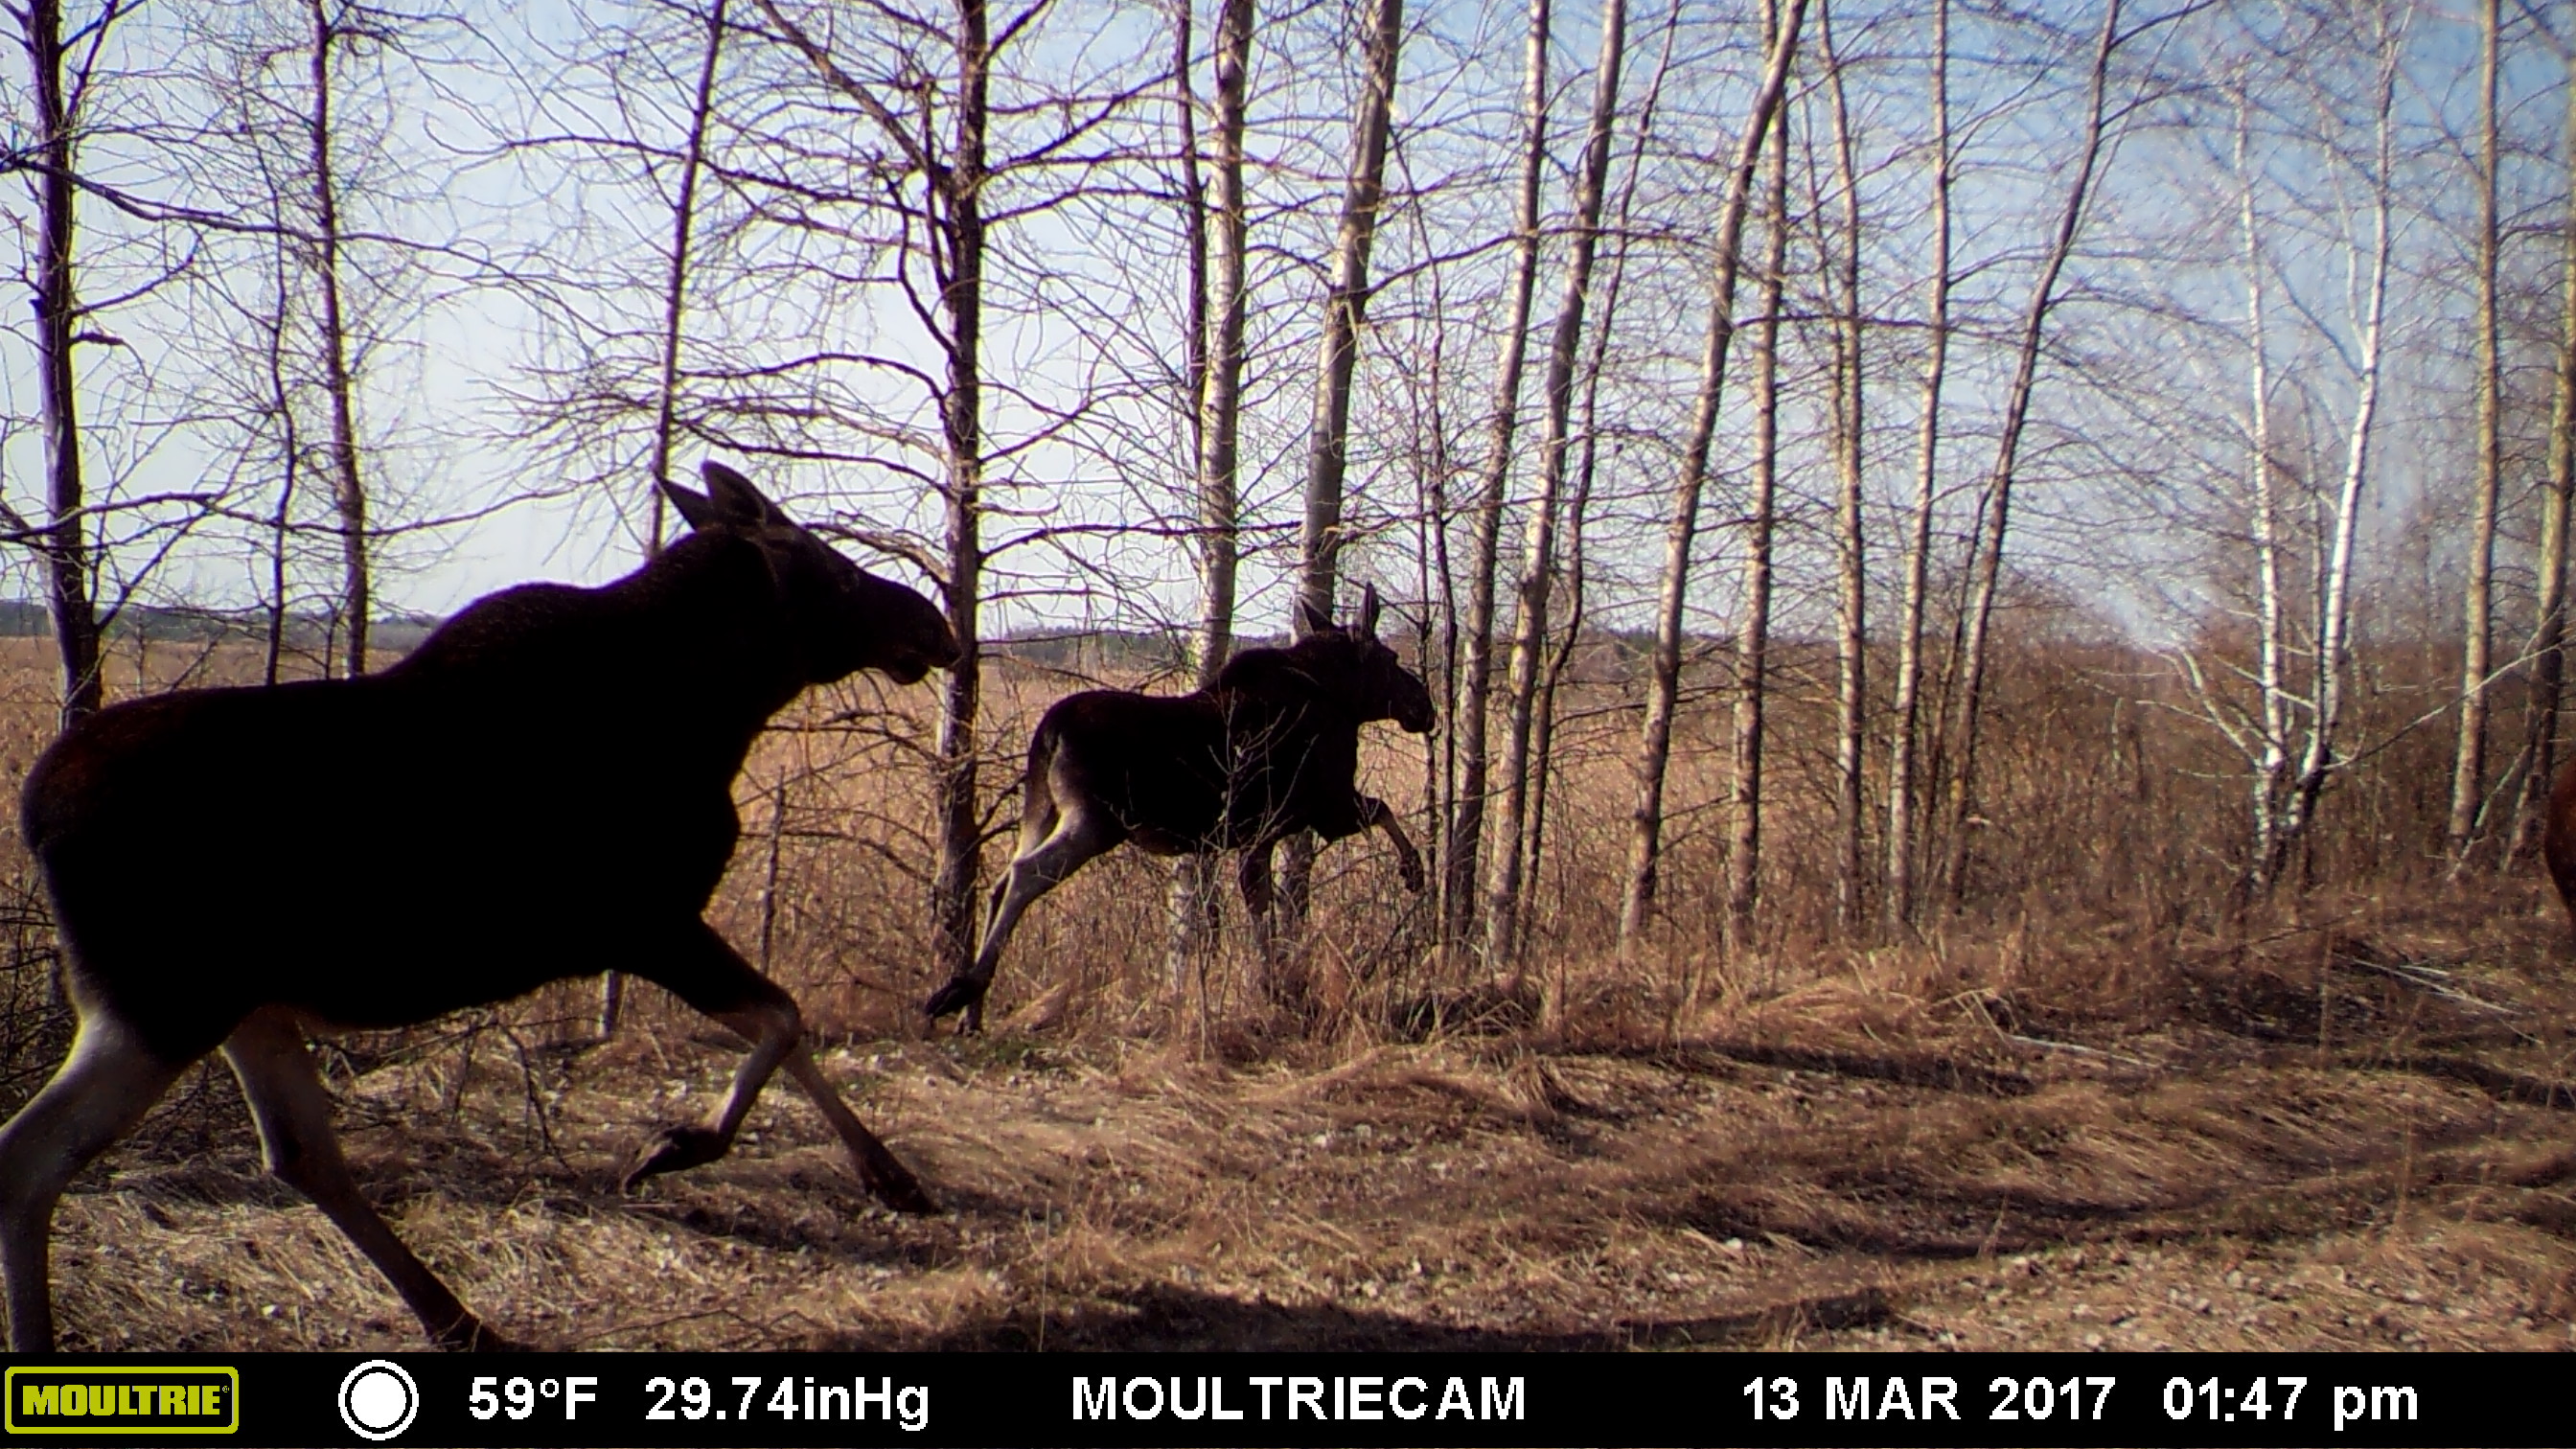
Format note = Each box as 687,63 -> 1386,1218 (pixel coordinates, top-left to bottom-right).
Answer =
1398,860 -> 1426,894
921,978 -> 983,1023
620,1124 -> 727,1191
867,1169 -> 943,1217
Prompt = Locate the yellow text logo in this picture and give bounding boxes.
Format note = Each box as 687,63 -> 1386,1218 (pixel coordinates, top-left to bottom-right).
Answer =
5,1368 -> 239,1435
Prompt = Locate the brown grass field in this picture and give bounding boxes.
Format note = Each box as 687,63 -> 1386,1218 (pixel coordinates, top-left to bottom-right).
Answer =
9,630 -> 2576,1353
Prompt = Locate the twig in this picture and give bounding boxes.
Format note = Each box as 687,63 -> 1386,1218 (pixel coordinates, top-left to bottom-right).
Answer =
2328,954 -> 2514,1015
1999,1032 -> 2159,1071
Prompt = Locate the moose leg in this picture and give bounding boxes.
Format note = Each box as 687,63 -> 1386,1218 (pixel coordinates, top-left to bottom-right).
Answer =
1237,840 -> 1278,959
0,1012 -> 186,1352
625,923 -> 934,1213
924,807 -> 1119,1031
1278,832 -> 1315,926
778,1051 -> 936,1213
1355,795 -> 1427,893
220,1008 -> 513,1350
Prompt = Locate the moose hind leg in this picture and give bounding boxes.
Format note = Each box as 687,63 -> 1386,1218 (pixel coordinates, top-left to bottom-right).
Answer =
925,807 -> 1119,1029
220,1008 -> 510,1351
0,1012 -> 187,1352
780,1051 -> 937,1214
623,922 -> 931,1212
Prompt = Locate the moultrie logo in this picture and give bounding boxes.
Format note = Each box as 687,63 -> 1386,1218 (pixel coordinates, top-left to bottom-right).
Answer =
337,1360 -> 420,1442
4,1367 -> 240,1435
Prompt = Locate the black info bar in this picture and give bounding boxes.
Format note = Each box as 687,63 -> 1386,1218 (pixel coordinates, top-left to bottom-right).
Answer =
0,1351 -> 2541,1447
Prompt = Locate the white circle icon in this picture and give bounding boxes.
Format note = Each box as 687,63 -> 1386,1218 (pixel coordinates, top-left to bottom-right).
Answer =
337,1360 -> 419,1441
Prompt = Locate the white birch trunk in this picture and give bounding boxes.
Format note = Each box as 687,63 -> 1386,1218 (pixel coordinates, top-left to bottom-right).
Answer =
2447,0 -> 2501,862
1882,0 -> 1950,934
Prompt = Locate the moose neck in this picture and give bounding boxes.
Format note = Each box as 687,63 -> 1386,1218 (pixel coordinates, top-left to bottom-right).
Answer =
610,531 -> 811,752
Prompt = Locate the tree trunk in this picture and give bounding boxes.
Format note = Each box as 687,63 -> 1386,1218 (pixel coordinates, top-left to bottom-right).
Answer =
1513,2 -> 1671,969
645,0 -> 729,546
1168,0 -> 1256,1006
308,0 -> 371,679
1614,0 -> 1806,957
1722,31 -> 1788,961
1519,450 -> 1589,973
23,0 -> 105,725
2512,49 -> 2576,862
1279,0 -> 1404,969
1445,0 -> 1547,951
1487,0 -> 1625,967
2447,0 -> 2501,863
1820,0 -> 1867,936
1937,0 -> 2123,908
605,0 -> 730,1042
1881,0 -> 1949,934
759,0 -> 993,990
1193,0 -> 1253,693
929,0 -> 994,994
2240,81 -> 2290,895
2267,7 -> 2398,884
1294,0 -> 1404,628
261,235 -> 305,690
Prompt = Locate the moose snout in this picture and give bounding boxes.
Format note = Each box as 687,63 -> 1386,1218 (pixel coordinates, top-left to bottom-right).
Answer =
886,606 -> 963,683
927,621 -> 964,669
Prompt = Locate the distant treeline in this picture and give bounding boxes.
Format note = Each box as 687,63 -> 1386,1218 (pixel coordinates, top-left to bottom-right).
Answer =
987,626 -> 1656,683
0,601 -> 441,654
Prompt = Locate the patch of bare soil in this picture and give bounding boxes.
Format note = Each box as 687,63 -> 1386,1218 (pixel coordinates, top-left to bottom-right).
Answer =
38,882 -> 2576,1353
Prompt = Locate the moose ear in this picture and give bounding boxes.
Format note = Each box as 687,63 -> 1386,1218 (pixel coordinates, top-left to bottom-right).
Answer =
700,461 -> 781,526
1296,595 -> 1333,639
661,480 -> 720,531
1358,583 -> 1382,640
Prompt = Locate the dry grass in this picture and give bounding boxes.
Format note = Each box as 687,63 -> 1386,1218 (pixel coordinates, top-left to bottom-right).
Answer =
27,871 -> 2576,1354
9,630 -> 2576,1352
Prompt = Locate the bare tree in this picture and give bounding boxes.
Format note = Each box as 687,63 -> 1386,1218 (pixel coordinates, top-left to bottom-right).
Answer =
305,0 -> 374,678
1881,0 -> 1950,933
1270,0 -> 1403,968
1487,0 -> 1627,966
642,0 -> 728,548
1818,0 -> 1868,934
1511,0 -> 1672,971
5,0 -> 113,724
758,0 -> 999,988
169,0 -> 416,692
2266,0 -> 2404,886
1446,0 -> 1547,950
254,218 -> 307,688
2446,0 -> 2501,863
1191,0 -> 1254,693
1721,7 -> 1790,961
1616,0 -> 1807,957
1937,0 -> 2127,908
1293,0 -> 1404,630
1167,0 -> 1256,1003
2237,77 -> 2291,892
